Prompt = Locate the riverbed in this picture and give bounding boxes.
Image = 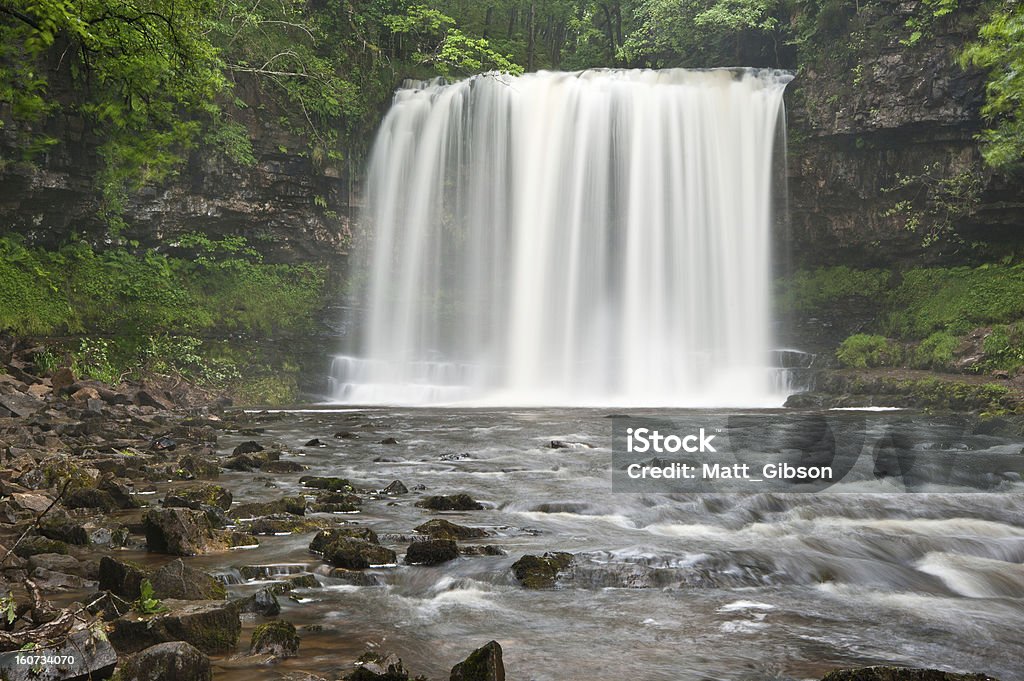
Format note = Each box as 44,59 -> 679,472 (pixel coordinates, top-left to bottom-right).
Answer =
151,407 -> 1024,681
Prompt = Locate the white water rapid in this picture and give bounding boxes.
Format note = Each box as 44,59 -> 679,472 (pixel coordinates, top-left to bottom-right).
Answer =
331,68 -> 795,406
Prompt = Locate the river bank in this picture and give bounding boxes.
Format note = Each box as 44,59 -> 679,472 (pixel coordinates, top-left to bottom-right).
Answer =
1,337 -> 1021,680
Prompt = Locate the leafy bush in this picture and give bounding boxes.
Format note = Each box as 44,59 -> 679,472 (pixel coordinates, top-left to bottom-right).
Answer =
912,330 -> 958,370
836,334 -> 902,368
980,323 -> 1024,373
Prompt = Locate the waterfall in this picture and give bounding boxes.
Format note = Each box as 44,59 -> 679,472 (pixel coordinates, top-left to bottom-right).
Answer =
331,68 -> 794,407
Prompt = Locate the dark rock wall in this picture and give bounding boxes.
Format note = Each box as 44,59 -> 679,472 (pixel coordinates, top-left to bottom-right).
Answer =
784,0 -> 1024,268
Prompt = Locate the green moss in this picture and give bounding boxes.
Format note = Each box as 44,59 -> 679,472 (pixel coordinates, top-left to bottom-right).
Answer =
885,265 -> 1024,338
836,334 -> 902,368
777,266 -> 890,313
980,323 -> 1024,373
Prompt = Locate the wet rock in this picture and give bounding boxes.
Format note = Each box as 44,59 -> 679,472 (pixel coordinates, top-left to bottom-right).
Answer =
99,556 -> 148,600
300,476 -> 354,492
98,476 -> 140,508
318,537 -> 397,570
177,453 -> 220,480
450,640 -> 505,681
328,569 -> 382,586
511,552 -> 574,589
109,599 -> 241,654
235,585 -> 283,616
221,530 -> 260,549
233,440 -> 265,456
309,527 -> 379,553
378,437 -> 398,445
415,519 -> 488,540
31,566 -> 95,590
27,552 -> 81,574
230,495 -> 307,518
549,439 -> 592,449
250,619 -> 300,659
459,545 -> 506,556
163,484 -> 233,511
405,539 -> 458,566
150,436 -> 177,452
149,559 -> 226,600
382,480 -> 408,495
50,367 -> 75,392
333,431 -> 358,440
415,494 -> 484,511
120,641 -> 212,681
14,536 -> 69,558
0,625 -> 117,681
821,669 -> 1001,681
243,515 -> 328,535
142,508 -> 219,555
310,491 -> 361,513
63,487 -> 118,511
38,512 -> 90,545
261,459 -> 306,473
304,438 -> 326,447
349,652 -> 407,681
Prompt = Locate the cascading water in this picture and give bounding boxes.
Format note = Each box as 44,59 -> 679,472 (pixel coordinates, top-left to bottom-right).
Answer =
331,68 -> 795,406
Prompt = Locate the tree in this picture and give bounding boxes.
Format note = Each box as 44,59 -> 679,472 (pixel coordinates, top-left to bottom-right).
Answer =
961,2 -> 1024,172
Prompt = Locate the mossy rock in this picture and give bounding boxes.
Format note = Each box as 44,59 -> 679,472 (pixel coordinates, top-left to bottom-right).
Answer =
309,527 -> 379,553
821,667 -> 1001,681
109,599 -> 241,655
299,476 -> 354,492
450,640 -> 504,681
348,651 -> 407,681
149,559 -> 226,600
414,493 -> 483,511
163,484 -> 233,511
250,619 -> 300,658
98,556 -> 148,600
14,536 -> 69,558
414,519 -> 487,540
120,641 -> 212,681
511,552 -> 573,589
405,539 -> 458,566
319,537 -> 396,570
230,494 -> 307,519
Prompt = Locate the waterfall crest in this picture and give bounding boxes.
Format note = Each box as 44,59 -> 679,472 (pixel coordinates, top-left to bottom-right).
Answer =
331,68 -> 794,406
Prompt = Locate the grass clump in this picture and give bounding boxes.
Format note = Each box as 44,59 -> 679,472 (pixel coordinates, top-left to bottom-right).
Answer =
836,334 -> 903,368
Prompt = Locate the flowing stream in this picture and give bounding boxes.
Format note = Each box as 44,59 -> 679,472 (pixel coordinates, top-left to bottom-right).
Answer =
178,408 -> 1024,681
331,69 -> 794,407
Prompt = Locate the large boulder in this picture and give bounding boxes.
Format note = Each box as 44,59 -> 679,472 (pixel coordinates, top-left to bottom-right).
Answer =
142,508 -> 219,555
109,599 -> 241,654
0,625 -> 117,681
821,669 -> 1001,681
414,494 -> 483,511
309,527 -> 379,553
405,539 -> 458,566
414,519 -> 487,540
120,641 -> 212,681
98,556 -> 147,600
450,641 -> 505,681
511,552 -> 573,589
149,559 -> 226,600
250,619 -> 300,659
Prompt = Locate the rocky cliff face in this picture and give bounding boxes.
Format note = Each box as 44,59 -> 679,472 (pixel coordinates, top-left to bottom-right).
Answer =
784,0 -> 1023,267
0,80 -> 354,265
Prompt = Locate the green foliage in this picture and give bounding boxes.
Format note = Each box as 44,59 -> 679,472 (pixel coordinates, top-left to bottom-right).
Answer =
882,164 -> 984,248
911,330 -> 958,370
885,265 -> 1024,338
73,337 -> 125,385
961,3 -> 1024,171
384,5 -> 522,76
134,579 -> 167,616
901,0 -> 959,46
0,593 -> 16,625
621,0 -> 780,67
776,266 -> 889,313
980,323 -> 1024,373
0,235 -> 326,338
836,333 -> 901,368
